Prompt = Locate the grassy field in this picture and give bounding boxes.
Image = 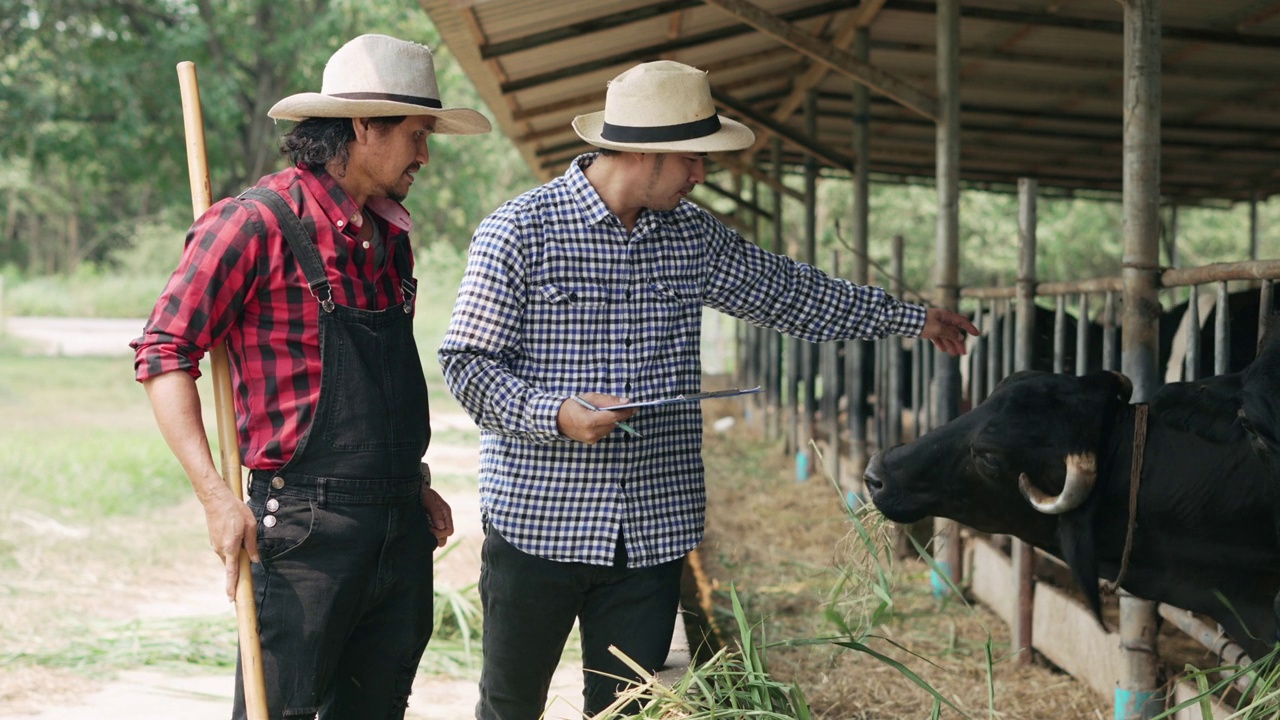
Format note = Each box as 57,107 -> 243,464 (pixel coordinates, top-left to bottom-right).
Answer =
0,254 -> 482,705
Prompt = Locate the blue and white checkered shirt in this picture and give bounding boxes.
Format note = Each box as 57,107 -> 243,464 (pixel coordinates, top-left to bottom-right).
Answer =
438,155 -> 926,568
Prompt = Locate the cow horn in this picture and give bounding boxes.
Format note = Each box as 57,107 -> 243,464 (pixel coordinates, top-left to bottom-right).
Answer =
1019,453 -> 1097,514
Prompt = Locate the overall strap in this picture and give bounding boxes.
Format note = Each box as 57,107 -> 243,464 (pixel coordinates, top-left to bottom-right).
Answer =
391,234 -> 416,313
239,187 -> 335,312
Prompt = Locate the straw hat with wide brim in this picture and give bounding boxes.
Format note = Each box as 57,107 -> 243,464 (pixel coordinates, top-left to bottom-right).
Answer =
268,34 -> 491,136
572,61 -> 754,153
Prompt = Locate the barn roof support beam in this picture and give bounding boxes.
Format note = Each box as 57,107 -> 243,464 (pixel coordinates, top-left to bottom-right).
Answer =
498,0 -> 849,94
700,180 -> 775,221
701,0 -> 939,121
741,0 -> 889,158
892,0 -> 1280,50
710,88 -> 853,171
712,154 -> 804,202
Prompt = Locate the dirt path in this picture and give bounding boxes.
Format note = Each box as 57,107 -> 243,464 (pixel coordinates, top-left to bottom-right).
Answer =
2,317 -> 144,357
0,409 -> 585,720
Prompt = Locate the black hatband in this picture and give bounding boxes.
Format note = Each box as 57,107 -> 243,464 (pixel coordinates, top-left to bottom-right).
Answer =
601,114 -> 720,143
331,92 -> 443,109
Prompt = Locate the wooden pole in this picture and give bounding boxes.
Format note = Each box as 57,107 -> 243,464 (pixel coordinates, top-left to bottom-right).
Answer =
1013,178 -> 1038,665
1118,0 -> 1162,715
176,61 -> 269,720
848,26 -> 871,496
933,0 -> 963,592
798,90 -> 818,482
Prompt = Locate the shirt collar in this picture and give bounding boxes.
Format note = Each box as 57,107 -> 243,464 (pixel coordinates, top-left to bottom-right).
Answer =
298,165 -> 414,234
565,154 -> 618,227
565,153 -> 688,235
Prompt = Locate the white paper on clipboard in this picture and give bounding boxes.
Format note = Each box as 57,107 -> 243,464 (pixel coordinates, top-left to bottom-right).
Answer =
602,386 -> 762,411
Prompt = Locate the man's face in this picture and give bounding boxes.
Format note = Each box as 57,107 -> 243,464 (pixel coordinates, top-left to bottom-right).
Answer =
640,152 -> 706,211
361,115 -> 436,202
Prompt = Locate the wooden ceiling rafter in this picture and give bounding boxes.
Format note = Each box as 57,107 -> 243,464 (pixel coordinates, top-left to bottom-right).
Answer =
479,0 -> 701,59
891,1 -> 1280,49
425,0 -> 1280,197
739,0 -> 888,160
702,0 -> 939,121
496,0 -> 850,95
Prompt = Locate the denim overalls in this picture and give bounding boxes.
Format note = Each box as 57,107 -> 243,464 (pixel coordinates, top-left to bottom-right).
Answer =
232,188 -> 434,719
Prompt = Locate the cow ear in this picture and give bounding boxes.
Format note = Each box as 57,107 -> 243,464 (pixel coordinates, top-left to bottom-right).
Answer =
1081,371 -> 1131,402
1056,496 -> 1107,630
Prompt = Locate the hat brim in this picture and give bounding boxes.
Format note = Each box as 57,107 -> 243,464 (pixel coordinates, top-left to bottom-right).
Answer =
572,111 -> 754,153
268,94 -> 492,135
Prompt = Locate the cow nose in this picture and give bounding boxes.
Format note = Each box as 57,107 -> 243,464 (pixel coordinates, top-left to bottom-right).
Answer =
864,452 -> 886,494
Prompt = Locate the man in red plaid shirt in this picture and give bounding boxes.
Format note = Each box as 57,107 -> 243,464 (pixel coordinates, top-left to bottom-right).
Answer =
132,35 -> 490,719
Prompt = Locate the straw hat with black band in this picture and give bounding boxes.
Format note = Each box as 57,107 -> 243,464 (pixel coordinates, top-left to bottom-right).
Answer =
269,34 -> 491,136
572,61 -> 755,154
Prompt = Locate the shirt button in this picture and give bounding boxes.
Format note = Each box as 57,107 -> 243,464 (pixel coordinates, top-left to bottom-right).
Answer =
625,382 -> 632,393
623,337 -> 632,347
336,219 -> 345,228
626,290 -> 632,300
262,515 -> 278,528
266,498 -> 280,513
362,240 -> 371,249
271,476 -> 285,489
569,292 -> 579,301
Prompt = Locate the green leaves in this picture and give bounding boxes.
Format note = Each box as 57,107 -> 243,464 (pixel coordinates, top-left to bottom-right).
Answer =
0,0 -> 535,278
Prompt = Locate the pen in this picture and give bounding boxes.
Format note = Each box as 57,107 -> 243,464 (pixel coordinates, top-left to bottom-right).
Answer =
569,395 -> 643,438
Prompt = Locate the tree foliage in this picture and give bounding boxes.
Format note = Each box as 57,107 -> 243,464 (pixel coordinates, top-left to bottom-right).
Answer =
0,0 -> 534,277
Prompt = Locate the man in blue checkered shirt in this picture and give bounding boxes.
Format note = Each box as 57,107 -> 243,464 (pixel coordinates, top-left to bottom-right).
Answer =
439,61 -> 978,720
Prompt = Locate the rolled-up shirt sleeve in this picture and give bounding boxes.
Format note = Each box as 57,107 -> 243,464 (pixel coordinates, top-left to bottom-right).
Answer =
131,199 -> 263,382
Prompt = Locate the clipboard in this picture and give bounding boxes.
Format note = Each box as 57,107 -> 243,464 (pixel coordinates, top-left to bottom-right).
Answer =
602,386 -> 762,411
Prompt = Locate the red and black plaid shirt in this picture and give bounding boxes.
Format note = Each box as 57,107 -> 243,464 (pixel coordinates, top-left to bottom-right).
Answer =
133,165 -> 416,470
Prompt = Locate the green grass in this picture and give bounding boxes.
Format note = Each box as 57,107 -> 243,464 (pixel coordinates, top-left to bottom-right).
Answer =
1,583 -> 487,678
0,355 -> 188,520
2,272 -> 173,318
0,338 -> 482,680
0,250 -> 479,687
0,616 -> 240,676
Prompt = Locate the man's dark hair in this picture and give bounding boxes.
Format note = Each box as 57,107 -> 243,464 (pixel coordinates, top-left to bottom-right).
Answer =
279,116 -> 407,169
596,147 -> 621,157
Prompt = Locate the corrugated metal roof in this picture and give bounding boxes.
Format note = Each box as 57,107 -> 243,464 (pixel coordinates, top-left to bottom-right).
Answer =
422,0 -> 1280,202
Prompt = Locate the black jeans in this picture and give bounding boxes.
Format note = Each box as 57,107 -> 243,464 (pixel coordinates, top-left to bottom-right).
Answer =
233,472 -> 436,719
475,526 -> 684,720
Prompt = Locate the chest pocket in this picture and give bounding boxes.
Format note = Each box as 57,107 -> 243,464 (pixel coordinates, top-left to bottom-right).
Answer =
527,280 -> 610,375
539,281 -> 608,307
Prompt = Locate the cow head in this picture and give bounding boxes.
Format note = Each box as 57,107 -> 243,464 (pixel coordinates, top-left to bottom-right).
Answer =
866,370 -> 1135,619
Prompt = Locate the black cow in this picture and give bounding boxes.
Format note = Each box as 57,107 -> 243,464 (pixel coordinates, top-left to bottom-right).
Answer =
865,317 -> 1280,660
